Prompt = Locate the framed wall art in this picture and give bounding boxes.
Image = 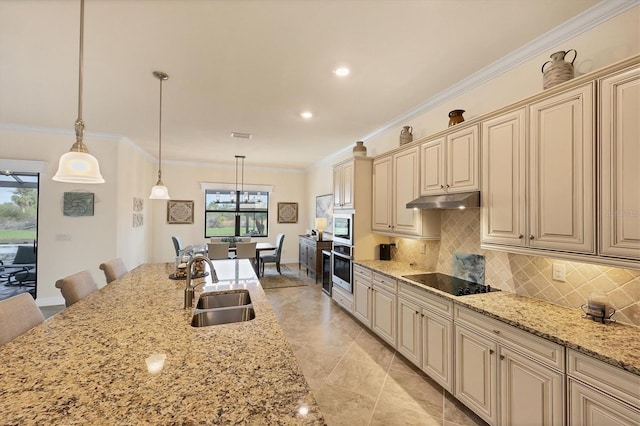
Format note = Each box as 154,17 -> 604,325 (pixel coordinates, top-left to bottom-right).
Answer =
277,202 -> 298,223
63,192 -> 94,217
315,194 -> 333,234
167,200 -> 194,224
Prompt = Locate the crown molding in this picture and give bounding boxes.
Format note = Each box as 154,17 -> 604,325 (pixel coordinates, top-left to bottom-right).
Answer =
357,0 -> 639,144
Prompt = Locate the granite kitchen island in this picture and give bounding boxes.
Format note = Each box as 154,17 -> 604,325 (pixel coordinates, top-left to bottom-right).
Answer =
0,260 -> 324,425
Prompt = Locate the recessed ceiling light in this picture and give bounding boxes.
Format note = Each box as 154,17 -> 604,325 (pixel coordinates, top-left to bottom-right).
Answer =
230,132 -> 253,139
333,67 -> 350,77
300,111 -> 313,119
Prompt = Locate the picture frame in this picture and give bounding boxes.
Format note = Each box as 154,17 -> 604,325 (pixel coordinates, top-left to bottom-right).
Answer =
167,200 -> 194,224
63,192 -> 94,217
315,194 -> 333,234
277,202 -> 298,223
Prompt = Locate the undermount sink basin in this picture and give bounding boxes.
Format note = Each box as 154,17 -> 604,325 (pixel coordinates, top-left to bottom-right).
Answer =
191,307 -> 256,327
196,290 -> 252,309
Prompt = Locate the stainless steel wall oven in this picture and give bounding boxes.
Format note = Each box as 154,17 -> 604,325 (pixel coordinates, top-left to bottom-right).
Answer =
331,243 -> 353,293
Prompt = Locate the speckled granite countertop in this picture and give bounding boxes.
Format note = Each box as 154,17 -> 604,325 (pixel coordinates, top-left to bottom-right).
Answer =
0,260 -> 324,425
355,260 -> 640,376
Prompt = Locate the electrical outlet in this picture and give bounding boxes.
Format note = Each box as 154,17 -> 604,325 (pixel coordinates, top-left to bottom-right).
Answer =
552,263 -> 566,282
420,243 -> 426,254
55,233 -> 71,241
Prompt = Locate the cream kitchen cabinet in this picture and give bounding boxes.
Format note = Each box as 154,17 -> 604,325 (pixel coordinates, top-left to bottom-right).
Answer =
567,349 -> 640,426
598,64 -> 640,261
333,159 -> 355,210
455,306 -> 565,426
373,147 -> 440,238
482,82 -> 595,255
420,124 -> 479,195
353,264 -> 373,325
371,272 -> 397,347
398,282 -> 453,392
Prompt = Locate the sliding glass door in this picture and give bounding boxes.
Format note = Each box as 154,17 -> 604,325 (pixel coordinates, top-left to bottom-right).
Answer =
0,172 -> 39,300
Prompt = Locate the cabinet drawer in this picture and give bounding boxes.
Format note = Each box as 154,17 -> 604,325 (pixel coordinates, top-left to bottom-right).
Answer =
455,306 -> 564,371
332,285 -> 353,312
398,281 -> 453,318
372,272 -> 397,292
354,264 -> 372,280
568,349 -> 640,409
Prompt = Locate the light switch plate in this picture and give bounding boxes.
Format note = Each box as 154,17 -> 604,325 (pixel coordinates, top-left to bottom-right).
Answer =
552,263 -> 566,282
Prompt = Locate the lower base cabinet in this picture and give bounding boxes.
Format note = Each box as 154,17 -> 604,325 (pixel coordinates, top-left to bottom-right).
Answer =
397,282 -> 453,392
371,283 -> 396,346
454,306 -> 565,426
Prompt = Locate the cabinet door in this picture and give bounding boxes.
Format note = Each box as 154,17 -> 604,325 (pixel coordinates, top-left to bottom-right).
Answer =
481,108 -> 527,246
421,310 -> 453,392
447,124 -> 479,193
372,286 -> 396,346
341,161 -> 355,209
420,138 -> 446,195
307,247 -> 317,276
393,146 -> 421,235
397,296 -> 421,366
333,166 -> 342,208
500,346 -> 564,426
569,379 -> 640,426
529,83 -> 595,253
298,239 -> 306,268
599,66 -> 640,260
353,275 -> 372,325
373,156 -> 393,231
455,325 -> 497,425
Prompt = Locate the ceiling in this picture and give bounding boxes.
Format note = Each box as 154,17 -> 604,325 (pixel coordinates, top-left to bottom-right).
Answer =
0,0 -> 601,170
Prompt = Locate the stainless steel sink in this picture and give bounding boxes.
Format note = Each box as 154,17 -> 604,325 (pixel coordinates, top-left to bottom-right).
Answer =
196,290 -> 252,309
191,307 -> 256,327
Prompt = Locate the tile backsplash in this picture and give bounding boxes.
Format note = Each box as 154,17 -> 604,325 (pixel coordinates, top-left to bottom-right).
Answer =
392,209 -> 640,327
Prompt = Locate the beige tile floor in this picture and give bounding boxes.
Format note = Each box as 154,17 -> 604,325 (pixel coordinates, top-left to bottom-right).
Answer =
264,266 -> 487,426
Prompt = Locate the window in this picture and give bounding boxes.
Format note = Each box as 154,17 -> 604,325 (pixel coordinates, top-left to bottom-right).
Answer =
205,190 -> 269,237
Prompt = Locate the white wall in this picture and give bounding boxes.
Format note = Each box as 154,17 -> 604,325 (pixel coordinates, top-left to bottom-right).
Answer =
150,161 -> 308,265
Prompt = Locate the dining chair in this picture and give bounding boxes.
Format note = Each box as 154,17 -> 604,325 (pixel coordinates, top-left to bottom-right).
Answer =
235,242 -> 258,271
210,237 -> 223,243
260,233 -> 285,277
99,258 -> 128,283
208,242 -> 231,260
171,236 -> 183,256
0,293 -> 45,346
55,270 -> 99,307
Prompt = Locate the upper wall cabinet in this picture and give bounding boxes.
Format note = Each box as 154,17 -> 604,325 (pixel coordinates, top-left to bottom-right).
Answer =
481,56 -> 640,269
528,82 -> 595,254
373,146 -> 440,238
420,124 -> 479,195
599,64 -> 640,260
333,159 -> 355,210
482,83 -> 595,255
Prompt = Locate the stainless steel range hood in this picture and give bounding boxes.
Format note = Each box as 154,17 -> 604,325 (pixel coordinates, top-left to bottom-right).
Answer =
406,191 -> 480,210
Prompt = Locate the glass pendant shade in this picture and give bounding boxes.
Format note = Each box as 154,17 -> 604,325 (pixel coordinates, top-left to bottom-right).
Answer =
53,150 -> 104,184
149,182 -> 170,199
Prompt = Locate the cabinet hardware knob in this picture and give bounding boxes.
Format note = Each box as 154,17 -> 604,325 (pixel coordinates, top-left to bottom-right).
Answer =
518,234 -> 523,239
445,184 -> 450,189
529,235 -> 534,240
492,329 -> 500,334
500,355 -> 505,360
489,349 -> 494,355
415,311 -> 419,315
421,314 -> 425,317
440,184 -> 444,189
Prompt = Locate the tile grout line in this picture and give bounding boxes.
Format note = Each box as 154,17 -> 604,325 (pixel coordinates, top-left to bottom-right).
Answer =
366,349 -> 398,425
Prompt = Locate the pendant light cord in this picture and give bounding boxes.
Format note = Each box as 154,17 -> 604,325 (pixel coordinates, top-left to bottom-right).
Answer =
72,0 -> 87,151
157,76 -> 163,183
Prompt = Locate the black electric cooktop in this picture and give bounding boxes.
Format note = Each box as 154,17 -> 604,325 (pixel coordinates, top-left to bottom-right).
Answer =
401,273 -> 499,296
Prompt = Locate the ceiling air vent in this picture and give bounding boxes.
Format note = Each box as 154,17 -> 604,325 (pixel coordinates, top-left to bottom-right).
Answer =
230,132 -> 252,140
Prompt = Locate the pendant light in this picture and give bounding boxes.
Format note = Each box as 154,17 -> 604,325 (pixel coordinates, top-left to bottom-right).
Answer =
53,0 -> 104,184
149,71 -> 170,200
235,155 -> 248,203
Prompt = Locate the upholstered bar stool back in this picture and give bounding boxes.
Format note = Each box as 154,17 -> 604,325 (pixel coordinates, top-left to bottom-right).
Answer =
55,270 -> 98,307
208,242 -> 230,260
0,293 -> 44,346
99,258 -> 128,283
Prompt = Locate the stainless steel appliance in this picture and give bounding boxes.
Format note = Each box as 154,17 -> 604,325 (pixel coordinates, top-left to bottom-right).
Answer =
332,213 -> 354,245
331,243 -> 353,293
402,273 -> 499,296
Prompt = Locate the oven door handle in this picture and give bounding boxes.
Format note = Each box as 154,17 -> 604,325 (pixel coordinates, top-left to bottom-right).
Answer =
331,251 -> 352,260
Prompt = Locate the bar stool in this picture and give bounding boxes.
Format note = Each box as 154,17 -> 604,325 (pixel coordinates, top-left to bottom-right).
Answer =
99,258 -> 128,283
0,293 -> 44,346
55,270 -> 98,307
